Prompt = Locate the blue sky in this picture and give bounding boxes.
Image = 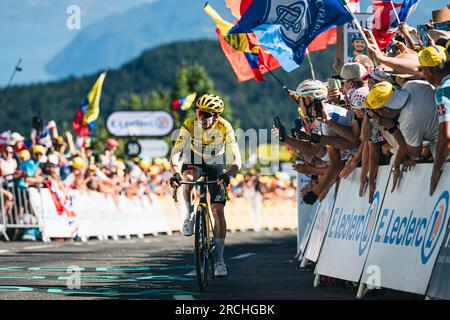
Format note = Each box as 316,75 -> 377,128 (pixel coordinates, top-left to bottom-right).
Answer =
0,0 -> 447,87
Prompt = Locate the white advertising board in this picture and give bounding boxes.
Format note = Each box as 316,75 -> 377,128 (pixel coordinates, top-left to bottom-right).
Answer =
361,164 -> 450,295
315,166 -> 390,282
106,111 -> 174,137
297,173 -> 319,255
138,139 -> 169,158
304,183 -> 337,262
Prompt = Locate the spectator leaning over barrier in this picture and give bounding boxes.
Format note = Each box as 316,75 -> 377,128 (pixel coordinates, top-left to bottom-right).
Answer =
418,43 -> 450,195
338,63 -> 369,184
364,79 -> 438,191
275,79 -> 355,205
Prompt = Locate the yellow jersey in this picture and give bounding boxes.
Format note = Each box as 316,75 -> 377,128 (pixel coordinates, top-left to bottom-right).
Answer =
173,116 -> 237,159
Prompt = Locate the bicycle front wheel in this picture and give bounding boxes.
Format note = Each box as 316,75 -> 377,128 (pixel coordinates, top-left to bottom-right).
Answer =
194,205 -> 209,291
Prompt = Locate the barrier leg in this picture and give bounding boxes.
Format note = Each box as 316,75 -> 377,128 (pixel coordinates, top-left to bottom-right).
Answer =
300,257 -> 307,268
313,274 -> 320,288
356,282 -> 368,299
137,234 -> 144,239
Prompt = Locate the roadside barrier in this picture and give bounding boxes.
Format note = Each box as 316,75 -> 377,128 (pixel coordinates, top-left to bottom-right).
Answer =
0,184 -> 297,243
297,163 -> 450,299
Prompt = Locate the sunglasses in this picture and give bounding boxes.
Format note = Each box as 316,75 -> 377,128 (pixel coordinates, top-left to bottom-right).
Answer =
196,109 -> 215,119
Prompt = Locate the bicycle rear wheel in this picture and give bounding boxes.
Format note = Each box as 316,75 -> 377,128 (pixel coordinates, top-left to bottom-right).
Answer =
195,206 -> 209,291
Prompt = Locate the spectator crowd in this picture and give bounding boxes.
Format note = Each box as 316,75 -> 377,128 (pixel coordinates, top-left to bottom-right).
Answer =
0,122 -> 296,240
273,13 -> 450,205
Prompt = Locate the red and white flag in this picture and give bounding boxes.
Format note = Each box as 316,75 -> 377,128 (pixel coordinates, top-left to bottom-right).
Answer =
348,0 -> 361,13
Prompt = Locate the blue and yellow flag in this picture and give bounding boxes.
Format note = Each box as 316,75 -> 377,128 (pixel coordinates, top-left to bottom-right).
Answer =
72,71 -> 107,138
83,71 -> 106,130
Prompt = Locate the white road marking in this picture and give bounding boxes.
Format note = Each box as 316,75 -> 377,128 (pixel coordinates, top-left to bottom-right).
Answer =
22,244 -> 60,250
184,269 -> 197,276
173,295 -> 196,300
230,253 -> 256,260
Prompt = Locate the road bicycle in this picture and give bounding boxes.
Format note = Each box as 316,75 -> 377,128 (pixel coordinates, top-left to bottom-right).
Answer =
172,172 -> 229,291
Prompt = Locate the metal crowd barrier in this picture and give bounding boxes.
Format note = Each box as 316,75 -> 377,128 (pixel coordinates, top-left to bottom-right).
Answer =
0,177 -> 40,241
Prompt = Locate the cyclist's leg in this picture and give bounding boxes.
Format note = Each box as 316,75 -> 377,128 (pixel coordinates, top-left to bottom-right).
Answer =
181,164 -> 201,236
205,164 -> 227,266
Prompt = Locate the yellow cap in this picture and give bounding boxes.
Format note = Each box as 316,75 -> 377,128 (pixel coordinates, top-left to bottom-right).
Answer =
149,165 -> 161,175
88,164 -> 97,172
20,149 -> 31,160
72,157 -> 85,169
418,45 -> 447,67
32,145 -> 46,155
139,160 -> 150,170
364,81 -> 395,109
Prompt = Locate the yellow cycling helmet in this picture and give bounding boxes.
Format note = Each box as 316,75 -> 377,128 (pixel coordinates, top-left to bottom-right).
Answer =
72,157 -> 85,169
196,94 -> 224,114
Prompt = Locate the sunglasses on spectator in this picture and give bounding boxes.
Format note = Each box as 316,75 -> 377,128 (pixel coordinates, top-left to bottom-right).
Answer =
196,109 -> 215,119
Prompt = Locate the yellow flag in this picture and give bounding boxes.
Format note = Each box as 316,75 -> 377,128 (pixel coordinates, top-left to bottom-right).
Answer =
204,3 -> 257,54
84,72 -> 106,126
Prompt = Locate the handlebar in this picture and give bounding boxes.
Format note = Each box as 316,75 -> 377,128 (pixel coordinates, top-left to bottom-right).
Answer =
172,180 -> 230,203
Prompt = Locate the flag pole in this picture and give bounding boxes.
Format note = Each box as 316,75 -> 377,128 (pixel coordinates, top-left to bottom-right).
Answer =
341,0 -> 371,48
390,0 -> 401,25
305,49 -> 316,80
258,59 -> 290,94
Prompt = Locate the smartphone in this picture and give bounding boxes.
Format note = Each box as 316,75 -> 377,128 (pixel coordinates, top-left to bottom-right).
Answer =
313,99 -> 323,119
294,119 -> 304,133
273,116 -> 282,129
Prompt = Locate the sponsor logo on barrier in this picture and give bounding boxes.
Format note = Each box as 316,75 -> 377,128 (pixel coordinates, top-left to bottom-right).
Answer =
327,192 -> 380,256
374,191 -> 449,265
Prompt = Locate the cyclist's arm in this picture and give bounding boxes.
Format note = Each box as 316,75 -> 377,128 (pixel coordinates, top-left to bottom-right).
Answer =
225,129 -> 242,177
170,126 -> 190,174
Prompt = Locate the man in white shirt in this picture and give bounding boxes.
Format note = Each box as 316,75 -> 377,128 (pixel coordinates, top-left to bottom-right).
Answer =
364,80 -> 438,164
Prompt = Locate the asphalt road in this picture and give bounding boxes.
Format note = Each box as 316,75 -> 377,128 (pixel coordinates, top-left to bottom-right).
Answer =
0,230 -> 420,300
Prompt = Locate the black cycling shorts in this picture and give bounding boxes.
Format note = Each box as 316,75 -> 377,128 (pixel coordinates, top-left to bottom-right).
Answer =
181,162 -> 227,206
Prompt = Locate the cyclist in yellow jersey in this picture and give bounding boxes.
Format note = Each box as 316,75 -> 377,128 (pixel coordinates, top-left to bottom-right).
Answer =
169,94 -> 242,277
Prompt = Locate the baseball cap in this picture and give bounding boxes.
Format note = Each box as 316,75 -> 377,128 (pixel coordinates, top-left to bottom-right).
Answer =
348,87 -> 370,109
8,132 -> 24,145
32,144 -> 46,155
352,33 -> 364,42
340,63 -> 367,80
47,154 -> 59,167
361,65 -> 392,81
364,81 -> 410,110
418,45 -> 448,67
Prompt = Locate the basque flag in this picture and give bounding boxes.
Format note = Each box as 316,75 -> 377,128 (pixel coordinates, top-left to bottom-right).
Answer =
228,0 -> 353,71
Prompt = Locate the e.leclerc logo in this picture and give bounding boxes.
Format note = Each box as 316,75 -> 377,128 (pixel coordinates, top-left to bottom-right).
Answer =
155,115 -> 169,129
326,192 -> 380,257
373,191 -> 449,265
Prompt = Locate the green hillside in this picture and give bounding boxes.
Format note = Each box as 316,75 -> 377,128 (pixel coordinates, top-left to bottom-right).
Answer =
0,40 -> 336,134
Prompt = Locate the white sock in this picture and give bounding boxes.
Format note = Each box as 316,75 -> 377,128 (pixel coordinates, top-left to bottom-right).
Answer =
185,200 -> 194,219
215,238 -> 225,263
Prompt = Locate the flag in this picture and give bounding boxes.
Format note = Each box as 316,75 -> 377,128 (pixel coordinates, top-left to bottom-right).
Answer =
229,0 -> 353,70
72,72 -> 107,138
204,3 -> 280,82
348,0 -> 360,13
372,0 -> 420,50
172,93 -> 197,112
391,0 -> 420,28
307,27 -> 337,53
